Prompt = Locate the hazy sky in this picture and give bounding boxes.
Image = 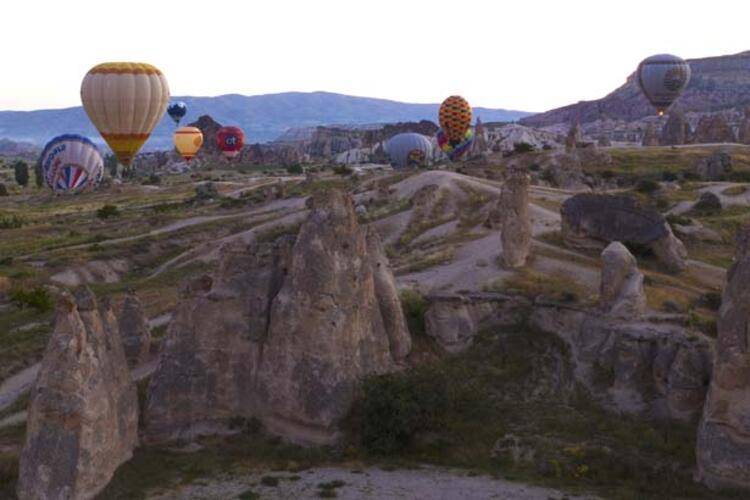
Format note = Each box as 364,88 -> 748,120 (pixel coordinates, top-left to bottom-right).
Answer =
2,0 -> 748,112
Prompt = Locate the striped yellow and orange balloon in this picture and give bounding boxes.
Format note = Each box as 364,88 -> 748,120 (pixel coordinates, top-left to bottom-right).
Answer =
438,95 -> 472,143
80,62 -> 170,166
173,127 -> 203,162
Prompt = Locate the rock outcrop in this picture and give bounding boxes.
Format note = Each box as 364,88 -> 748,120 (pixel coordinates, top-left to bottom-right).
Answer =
561,194 -> 688,272
531,303 -> 712,422
694,151 -> 732,181
17,287 -> 138,500
660,110 -> 692,145
599,242 -> 647,319
188,115 -> 222,155
117,290 -> 151,368
499,166 -> 531,268
696,226 -> 750,490
641,123 -> 660,146
694,114 -> 737,144
145,189 -> 411,445
424,293 -> 532,353
565,122 -> 582,150
739,107 -> 750,145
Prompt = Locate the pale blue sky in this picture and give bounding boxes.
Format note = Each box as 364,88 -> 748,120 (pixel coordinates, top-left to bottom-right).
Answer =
2,0 -> 748,112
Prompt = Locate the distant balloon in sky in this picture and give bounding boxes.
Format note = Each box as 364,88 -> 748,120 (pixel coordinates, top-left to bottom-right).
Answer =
637,54 -> 691,116
437,128 -> 474,161
216,126 -> 245,159
174,126 -> 203,162
167,101 -> 187,126
39,134 -> 104,194
439,95 -> 472,144
80,62 -> 170,166
385,133 -> 433,169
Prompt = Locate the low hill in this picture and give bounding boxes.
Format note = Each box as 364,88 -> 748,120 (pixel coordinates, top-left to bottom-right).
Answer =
0,91 -> 531,149
521,51 -> 750,127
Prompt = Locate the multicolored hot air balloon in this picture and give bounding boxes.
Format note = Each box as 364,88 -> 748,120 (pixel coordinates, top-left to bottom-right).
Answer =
174,127 -> 203,162
216,126 -> 245,159
167,101 -> 187,126
439,95 -> 472,144
385,133 -> 433,169
637,54 -> 691,116
81,62 -> 170,166
437,128 -> 474,161
39,135 -> 104,194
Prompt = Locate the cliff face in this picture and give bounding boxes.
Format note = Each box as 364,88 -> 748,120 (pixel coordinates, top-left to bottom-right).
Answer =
144,189 -> 411,445
521,51 -> 750,127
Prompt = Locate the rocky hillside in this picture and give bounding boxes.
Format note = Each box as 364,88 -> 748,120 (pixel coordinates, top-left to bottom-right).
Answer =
522,51 -> 750,127
0,91 -> 531,148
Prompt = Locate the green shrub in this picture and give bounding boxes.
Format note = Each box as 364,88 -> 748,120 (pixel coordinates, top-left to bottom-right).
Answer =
0,215 -> 24,229
96,204 -> 120,219
10,286 -> 53,312
358,371 -> 448,455
635,179 -> 660,194
142,174 -> 161,185
237,490 -> 260,500
286,164 -> 304,175
260,475 -> 280,487
399,289 -> 429,337
333,165 -> 353,176
0,183 -> 8,196
513,142 -> 535,154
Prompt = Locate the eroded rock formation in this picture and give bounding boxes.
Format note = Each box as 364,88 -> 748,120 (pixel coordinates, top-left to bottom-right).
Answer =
694,114 -> 736,144
599,242 -> 646,319
661,110 -> 692,145
117,290 -> 151,368
641,123 -> 660,146
696,226 -> 750,490
561,193 -> 688,272
694,151 -> 732,181
739,107 -> 750,145
144,189 -> 411,445
17,287 -> 138,500
565,122 -> 582,150
499,165 -> 531,268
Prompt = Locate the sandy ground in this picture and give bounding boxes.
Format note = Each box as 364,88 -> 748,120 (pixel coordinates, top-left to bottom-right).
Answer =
148,466 -> 596,500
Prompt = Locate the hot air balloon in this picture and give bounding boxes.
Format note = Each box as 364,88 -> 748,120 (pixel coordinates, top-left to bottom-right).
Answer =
637,54 -> 691,116
437,128 -> 474,161
80,62 -> 170,167
167,101 -> 187,126
385,133 -> 433,169
216,126 -> 245,159
39,135 -> 104,194
439,95 -> 472,144
174,127 -> 203,162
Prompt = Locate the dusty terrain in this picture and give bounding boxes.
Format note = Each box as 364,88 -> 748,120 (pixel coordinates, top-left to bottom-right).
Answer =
2,145 -> 750,499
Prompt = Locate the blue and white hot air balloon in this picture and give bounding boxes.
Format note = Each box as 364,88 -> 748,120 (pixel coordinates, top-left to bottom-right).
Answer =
167,101 -> 188,126
385,133 -> 433,169
39,134 -> 104,194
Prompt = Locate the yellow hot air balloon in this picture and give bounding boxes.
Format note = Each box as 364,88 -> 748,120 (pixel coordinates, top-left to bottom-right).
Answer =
174,126 -> 203,162
81,62 -> 170,166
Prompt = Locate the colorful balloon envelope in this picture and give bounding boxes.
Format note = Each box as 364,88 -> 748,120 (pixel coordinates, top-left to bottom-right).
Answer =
385,133 -> 433,169
439,95 -> 472,144
39,134 -> 104,194
80,62 -> 170,166
167,101 -> 188,126
437,128 -> 474,161
216,126 -> 245,159
174,127 -> 204,162
637,54 -> 691,116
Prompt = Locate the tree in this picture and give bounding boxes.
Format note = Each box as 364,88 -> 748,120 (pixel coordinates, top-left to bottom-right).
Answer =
34,159 -> 44,188
13,160 -> 29,187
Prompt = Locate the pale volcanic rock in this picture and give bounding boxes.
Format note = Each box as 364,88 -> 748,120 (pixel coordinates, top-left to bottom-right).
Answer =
599,242 -> 646,319
696,226 -> 750,490
145,189 -> 411,445
499,165 -> 531,268
17,287 -> 138,500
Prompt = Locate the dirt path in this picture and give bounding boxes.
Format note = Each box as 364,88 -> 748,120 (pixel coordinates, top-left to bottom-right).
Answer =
0,363 -> 39,414
149,465 -> 595,500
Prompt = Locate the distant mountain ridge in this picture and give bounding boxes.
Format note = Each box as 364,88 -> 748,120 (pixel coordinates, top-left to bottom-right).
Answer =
0,91 -> 531,149
521,51 -> 750,127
